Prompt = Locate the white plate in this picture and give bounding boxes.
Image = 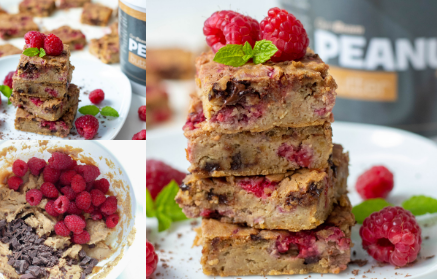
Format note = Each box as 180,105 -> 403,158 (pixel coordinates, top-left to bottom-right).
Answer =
146,122 -> 437,279
0,55 -> 132,140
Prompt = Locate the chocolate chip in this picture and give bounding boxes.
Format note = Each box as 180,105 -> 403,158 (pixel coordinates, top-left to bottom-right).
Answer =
285,183 -> 323,207
230,153 -> 242,170
179,183 -> 190,191
303,256 -> 320,265
203,162 -> 221,173
210,79 -> 255,106
78,250 -> 87,259
250,234 -> 264,241
206,189 -> 228,205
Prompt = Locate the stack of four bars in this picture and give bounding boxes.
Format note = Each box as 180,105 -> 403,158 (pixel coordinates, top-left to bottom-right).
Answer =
176,49 -> 354,276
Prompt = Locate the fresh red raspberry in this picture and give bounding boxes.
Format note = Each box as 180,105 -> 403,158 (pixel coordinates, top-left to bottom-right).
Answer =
64,214 -> 86,234
54,221 -> 71,237
24,31 -> 46,49
146,160 -> 185,199
71,174 -> 86,193
27,157 -> 46,176
238,177 -> 278,198
67,202 -> 83,215
85,182 -> 94,192
3,71 -> 14,88
72,230 -> 90,244
260,7 -> 309,62
69,160 -> 78,170
8,176 -> 22,191
26,189 -> 43,206
132,130 -> 146,140
75,191 -> 92,210
61,186 -> 77,201
146,240 -> 158,278
44,33 -> 64,56
12,159 -> 28,177
45,200 -> 60,217
93,178 -> 109,194
40,182 -> 59,198
360,206 -> 421,267
100,196 -> 117,215
203,10 -> 260,53
76,165 -> 100,183
90,189 -> 106,207
48,152 -> 74,170
75,115 -> 99,140
43,166 -> 60,183
83,204 -> 94,214
89,89 -> 105,104
91,209 -> 103,221
106,213 -> 119,228
54,195 -> 70,214
138,106 -> 146,121
356,166 -> 394,200
60,170 -> 77,186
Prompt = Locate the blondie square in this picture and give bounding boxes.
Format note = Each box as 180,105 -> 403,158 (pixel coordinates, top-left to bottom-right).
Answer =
19,0 -> 56,17
147,48 -> 194,80
16,44 -> 71,84
194,194 -> 354,276
146,83 -> 172,126
193,49 -> 337,133
11,83 -> 80,121
59,0 -> 90,9
89,34 -> 119,64
81,3 -> 112,26
177,144 -> 348,231
0,44 -> 21,58
0,14 -> 39,40
13,66 -> 74,98
48,25 -> 87,51
15,102 -> 78,138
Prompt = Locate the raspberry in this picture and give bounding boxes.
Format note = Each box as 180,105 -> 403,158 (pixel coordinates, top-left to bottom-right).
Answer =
132,130 -> 146,140
54,195 -> 70,214
48,152 -> 74,170
183,108 -> 205,130
40,182 -> 59,198
146,160 -> 185,199
90,189 -> 106,207
83,204 -> 94,214
100,196 -> 117,215
44,33 -> 64,56
12,159 -> 28,177
356,166 -> 394,200
76,165 -> 100,183
106,213 -> 119,228
45,200 -> 60,217
24,31 -> 46,49
60,170 -> 77,185
260,7 -> 309,62
360,207 -> 421,267
93,178 -> 109,194
203,10 -> 260,53
138,106 -> 146,121
71,174 -> 86,193
75,115 -> 99,140
61,186 -> 77,201
238,177 -> 278,198
3,71 -> 14,88
27,157 -> 46,176
43,166 -> 60,183
8,176 -> 23,191
26,189 -> 43,206
64,214 -> 86,234
85,182 -> 94,192
72,230 -> 90,244
67,202 -> 83,215
75,191 -> 91,210
69,160 -> 78,170
146,240 -> 158,278
91,209 -> 103,221
54,221 -> 71,237
89,89 -> 105,104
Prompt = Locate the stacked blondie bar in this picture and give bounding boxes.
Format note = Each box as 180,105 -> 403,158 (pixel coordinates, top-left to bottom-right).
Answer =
11,44 -> 79,137
176,49 -> 354,276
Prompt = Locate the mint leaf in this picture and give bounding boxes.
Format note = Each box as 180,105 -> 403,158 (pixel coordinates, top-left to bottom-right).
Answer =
156,212 -> 172,232
242,41 -> 253,62
146,189 -> 155,218
253,40 -> 278,64
213,44 -> 247,67
100,106 -> 119,117
39,48 -> 46,58
0,85 -> 12,105
23,48 -> 40,57
352,198 -> 393,224
402,195 -> 437,216
79,105 -> 100,116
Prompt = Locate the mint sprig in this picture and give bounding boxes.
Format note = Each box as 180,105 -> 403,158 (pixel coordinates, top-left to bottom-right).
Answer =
78,105 -> 119,118
23,47 -> 46,58
402,195 -> 437,216
146,181 -> 188,232
0,85 -> 12,105
213,40 -> 278,67
352,198 -> 393,224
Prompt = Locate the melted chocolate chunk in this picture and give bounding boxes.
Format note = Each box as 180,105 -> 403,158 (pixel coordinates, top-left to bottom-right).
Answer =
230,153 -> 242,170
206,189 -> 228,205
285,183 -> 323,207
20,62 -> 38,74
250,234 -> 264,241
203,162 -> 221,173
303,256 -> 321,265
210,79 -> 257,106
179,183 -> 190,191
